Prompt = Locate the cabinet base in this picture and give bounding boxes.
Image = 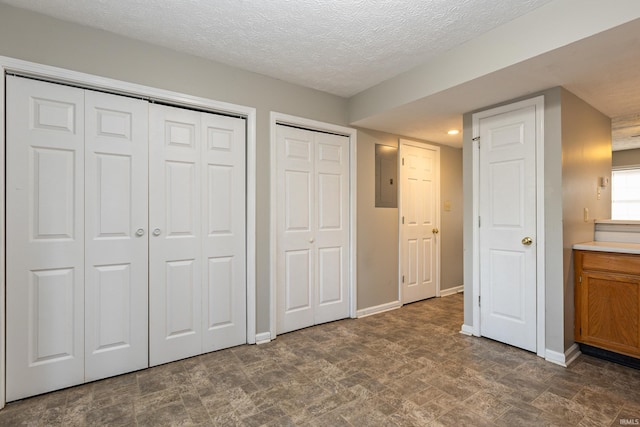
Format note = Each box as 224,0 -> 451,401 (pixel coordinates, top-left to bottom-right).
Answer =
578,343 -> 640,370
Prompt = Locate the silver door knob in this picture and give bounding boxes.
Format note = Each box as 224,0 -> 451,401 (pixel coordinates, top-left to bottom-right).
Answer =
309,238 -> 315,243
522,237 -> 533,246
432,228 -> 439,234
135,228 -> 145,237
153,228 -> 161,236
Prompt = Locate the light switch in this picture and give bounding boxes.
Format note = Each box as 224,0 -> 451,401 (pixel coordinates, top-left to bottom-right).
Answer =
444,200 -> 451,212
583,207 -> 589,222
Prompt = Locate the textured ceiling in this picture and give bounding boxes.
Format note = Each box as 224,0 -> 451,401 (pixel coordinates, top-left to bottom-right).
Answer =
0,0 -> 553,97
3,0 -> 640,151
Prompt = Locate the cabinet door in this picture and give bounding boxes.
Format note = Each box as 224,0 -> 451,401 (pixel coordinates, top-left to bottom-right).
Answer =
84,90 -> 149,380
149,104 -> 203,366
581,271 -> 640,357
6,76 -> 85,401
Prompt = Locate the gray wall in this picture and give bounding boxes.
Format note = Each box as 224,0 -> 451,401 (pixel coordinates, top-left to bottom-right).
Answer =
463,87 -> 611,355
356,130 -> 400,309
357,128 -> 463,310
0,4 -> 465,334
0,4 -> 349,335
612,148 -> 640,168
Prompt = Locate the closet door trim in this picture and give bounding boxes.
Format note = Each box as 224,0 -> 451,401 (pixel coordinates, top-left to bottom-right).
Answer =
268,112 -> 358,341
0,56 -> 257,410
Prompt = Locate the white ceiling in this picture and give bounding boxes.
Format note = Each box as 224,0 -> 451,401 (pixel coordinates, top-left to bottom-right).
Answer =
0,0 -> 553,97
3,0 -> 640,150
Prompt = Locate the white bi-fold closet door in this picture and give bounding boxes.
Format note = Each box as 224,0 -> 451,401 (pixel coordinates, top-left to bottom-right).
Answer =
275,124 -> 350,334
6,76 -> 246,401
149,104 -> 246,366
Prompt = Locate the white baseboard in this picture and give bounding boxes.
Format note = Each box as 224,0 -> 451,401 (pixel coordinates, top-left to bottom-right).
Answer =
460,324 -> 474,336
545,343 -> 581,367
440,285 -> 463,297
563,343 -> 582,366
255,332 -> 272,344
356,300 -> 402,318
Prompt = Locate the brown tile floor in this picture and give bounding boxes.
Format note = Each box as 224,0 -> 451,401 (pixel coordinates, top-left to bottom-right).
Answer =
2,293 -> 640,426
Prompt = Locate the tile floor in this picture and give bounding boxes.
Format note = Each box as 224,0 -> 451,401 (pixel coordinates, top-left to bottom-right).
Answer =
1,293 -> 640,426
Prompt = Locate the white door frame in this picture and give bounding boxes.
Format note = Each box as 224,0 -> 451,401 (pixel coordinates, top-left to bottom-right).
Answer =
0,56 -> 257,408
269,112 -> 357,341
471,96 -> 546,358
398,139 -> 441,302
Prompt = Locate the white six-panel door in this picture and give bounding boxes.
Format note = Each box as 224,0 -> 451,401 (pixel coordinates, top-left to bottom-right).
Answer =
400,140 -> 440,304
6,76 -> 86,400
7,76 -> 247,399
479,104 -> 537,352
276,125 -> 349,334
149,104 -> 246,365
84,90 -> 149,381
149,105 -> 203,365
201,113 -> 246,352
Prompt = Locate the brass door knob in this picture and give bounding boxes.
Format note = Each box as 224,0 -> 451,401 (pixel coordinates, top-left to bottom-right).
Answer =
432,228 -> 439,234
522,237 -> 533,246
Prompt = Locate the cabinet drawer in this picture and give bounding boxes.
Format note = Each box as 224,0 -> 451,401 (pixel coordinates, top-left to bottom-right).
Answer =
580,251 -> 640,275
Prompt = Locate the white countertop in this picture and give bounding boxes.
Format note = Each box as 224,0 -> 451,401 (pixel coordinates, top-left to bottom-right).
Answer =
573,241 -> 640,255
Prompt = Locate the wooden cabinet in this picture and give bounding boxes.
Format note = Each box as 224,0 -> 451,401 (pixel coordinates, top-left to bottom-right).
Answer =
574,250 -> 640,359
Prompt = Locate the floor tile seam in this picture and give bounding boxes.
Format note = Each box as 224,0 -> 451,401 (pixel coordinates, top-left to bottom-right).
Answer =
463,394 -> 516,422
178,391 -> 215,426
530,395 -> 589,425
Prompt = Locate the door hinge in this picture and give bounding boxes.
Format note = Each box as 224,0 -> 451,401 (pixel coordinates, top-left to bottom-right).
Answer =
402,216 -> 405,224
580,327 -> 582,336
579,275 -> 582,283
402,275 -> 405,283
402,157 -> 405,166
478,295 -> 481,307
478,216 -> 481,227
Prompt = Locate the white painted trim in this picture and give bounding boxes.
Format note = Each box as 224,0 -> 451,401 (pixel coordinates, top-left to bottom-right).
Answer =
356,301 -> 402,318
439,285 -> 463,297
563,343 -> 582,367
0,59 -> 5,411
460,324 -> 475,336
269,112 -> 358,340
255,332 -> 272,345
471,95 -> 545,356
0,56 -> 258,408
398,139 -> 441,303
545,343 -> 581,367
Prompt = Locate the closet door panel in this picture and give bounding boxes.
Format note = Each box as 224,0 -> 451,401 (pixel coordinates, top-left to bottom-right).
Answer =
6,76 -> 85,401
201,114 -> 246,352
314,133 -> 350,324
276,126 -> 316,334
149,104 -> 202,366
84,90 -> 149,380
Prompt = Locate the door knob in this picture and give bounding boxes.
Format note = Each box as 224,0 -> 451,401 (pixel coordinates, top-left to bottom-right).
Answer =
522,237 -> 533,246
309,238 -> 315,243
135,228 -> 145,237
153,228 -> 161,236
432,228 -> 439,234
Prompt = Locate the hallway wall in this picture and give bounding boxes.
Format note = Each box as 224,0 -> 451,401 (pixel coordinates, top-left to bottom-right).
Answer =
356,128 -> 463,311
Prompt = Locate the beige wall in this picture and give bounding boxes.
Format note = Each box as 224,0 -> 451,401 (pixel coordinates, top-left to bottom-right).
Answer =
463,87 -> 612,356
612,148 -> 640,168
0,4 -> 349,335
357,129 -> 463,310
560,88 -> 612,350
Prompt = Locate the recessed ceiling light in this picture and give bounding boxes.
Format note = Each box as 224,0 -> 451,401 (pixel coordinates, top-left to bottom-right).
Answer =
447,130 -> 460,135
